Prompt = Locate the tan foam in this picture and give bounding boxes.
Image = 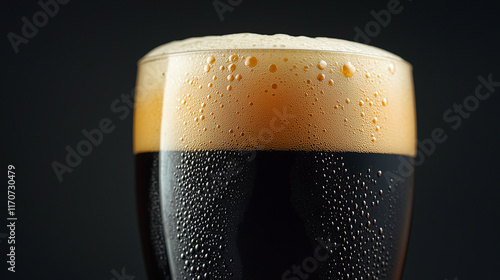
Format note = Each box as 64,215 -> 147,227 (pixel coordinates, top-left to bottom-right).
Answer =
134,34 -> 416,156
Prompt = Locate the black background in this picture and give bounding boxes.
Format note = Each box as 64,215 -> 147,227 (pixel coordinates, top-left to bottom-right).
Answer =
1,0 -> 499,279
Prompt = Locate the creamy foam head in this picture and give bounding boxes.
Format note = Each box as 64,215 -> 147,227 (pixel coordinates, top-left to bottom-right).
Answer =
134,34 -> 416,156
143,33 -> 403,61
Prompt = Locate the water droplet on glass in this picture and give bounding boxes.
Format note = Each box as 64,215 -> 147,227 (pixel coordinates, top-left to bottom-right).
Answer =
342,62 -> 356,77
245,56 -> 258,67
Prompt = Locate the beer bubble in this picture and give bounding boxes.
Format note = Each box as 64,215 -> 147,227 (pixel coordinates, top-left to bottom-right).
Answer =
229,54 -> 239,62
228,64 -> 236,72
235,74 -> 242,81
207,56 -> 215,64
204,65 -> 211,72
245,56 -> 258,67
317,73 -> 326,81
318,60 -> 327,70
268,64 -> 277,73
341,62 -> 356,77
227,74 -> 234,81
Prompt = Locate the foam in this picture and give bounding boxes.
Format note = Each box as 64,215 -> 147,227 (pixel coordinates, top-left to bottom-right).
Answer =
134,34 -> 416,156
142,33 -> 403,61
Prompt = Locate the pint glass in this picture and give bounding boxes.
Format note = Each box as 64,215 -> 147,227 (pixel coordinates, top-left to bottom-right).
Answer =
134,33 -> 416,280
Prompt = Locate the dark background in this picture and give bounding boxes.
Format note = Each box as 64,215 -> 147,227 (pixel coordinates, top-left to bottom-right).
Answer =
1,0 -> 499,279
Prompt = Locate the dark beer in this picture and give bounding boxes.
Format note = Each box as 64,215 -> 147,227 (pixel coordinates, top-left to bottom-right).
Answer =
134,34 -> 416,280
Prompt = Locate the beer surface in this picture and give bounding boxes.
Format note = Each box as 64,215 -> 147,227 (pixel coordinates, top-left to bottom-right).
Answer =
134,33 -> 416,156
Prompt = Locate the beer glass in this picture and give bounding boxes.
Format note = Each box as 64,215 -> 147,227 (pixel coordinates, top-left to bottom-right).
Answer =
134,34 -> 416,280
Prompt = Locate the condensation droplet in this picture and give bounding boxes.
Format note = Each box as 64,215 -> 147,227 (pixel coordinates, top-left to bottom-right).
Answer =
229,54 -> 239,62
376,126 -> 380,131
269,64 -> 277,73
382,98 -> 388,106
227,85 -> 232,91
317,73 -> 325,81
318,60 -> 327,70
388,63 -> 395,74
371,137 -> 376,142
345,98 -> 350,104
235,74 -> 242,81
227,74 -> 234,81
220,65 -> 225,71
341,62 -> 356,77
328,79 -> 334,86
271,83 -> 278,89
204,65 -> 211,72
373,117 -> 378,124
229,64 -> 236,72
207,56 -> 215,64
245,56 -> 258,67
283,57 -> 288,62
361,112 -> 365,117
365,72 -> 371,78
359,100 -> 364,106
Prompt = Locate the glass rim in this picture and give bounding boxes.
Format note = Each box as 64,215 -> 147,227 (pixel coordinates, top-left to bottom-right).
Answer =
138,48 -> 412,67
